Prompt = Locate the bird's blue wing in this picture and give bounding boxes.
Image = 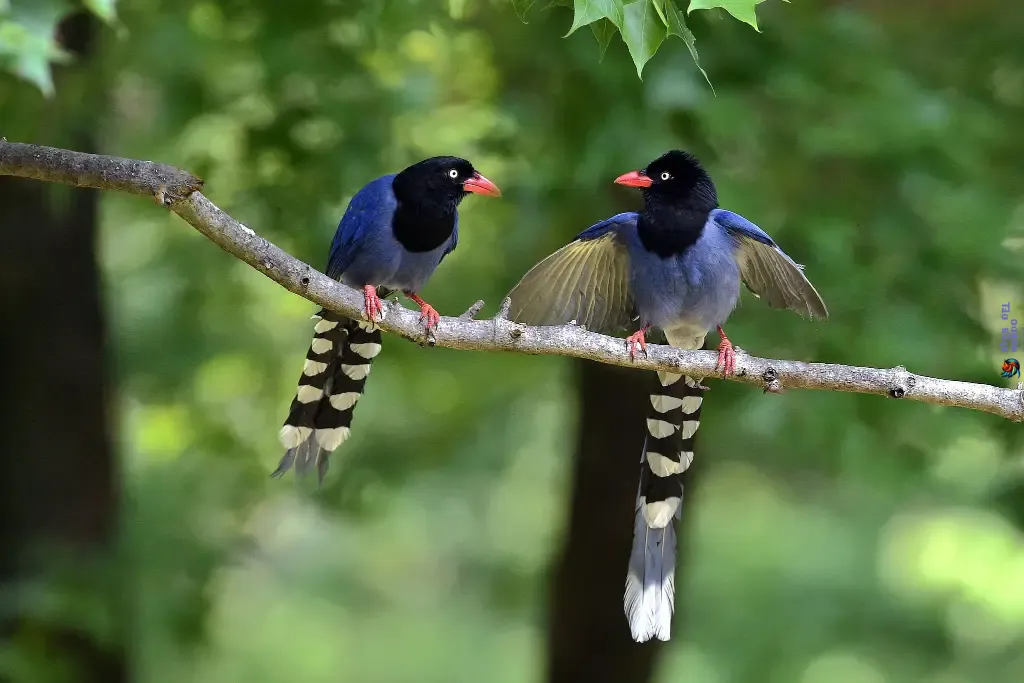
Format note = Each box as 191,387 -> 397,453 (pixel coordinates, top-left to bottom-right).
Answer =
575,212 -> 637,242
506,213 -> 638,333
711,208 -> 828,320
325,175 -> 398,280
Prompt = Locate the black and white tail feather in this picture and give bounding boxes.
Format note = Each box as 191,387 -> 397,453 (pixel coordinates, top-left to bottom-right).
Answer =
273,308 -> 382,484
624,336 -> 705,643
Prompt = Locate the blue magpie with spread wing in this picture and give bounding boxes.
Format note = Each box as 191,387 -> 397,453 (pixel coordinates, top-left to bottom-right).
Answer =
506,150 -> 826,642
274,156 -> 501,484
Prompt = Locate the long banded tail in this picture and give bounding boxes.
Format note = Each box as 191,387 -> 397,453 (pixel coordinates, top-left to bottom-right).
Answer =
273,309 -> 382,484
624,365 -> 704,642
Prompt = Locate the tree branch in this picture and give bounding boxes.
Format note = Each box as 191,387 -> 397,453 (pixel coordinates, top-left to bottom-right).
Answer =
2,139 -> 1022,422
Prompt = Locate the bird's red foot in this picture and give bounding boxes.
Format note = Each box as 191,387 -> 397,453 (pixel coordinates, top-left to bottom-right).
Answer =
406,293 -> 440,331
362,285 -> 384,322
418,304 -> 440,330
716,325 -> 736,376
626,325 -> 651,361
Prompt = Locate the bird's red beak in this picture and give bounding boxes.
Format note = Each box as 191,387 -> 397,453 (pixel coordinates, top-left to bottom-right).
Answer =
614,170 -> 653,188
463,172 -> 502,197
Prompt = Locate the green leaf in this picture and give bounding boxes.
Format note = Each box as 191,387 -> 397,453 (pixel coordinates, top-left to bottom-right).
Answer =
651,0 -> 669,27
0,0 -> 73,97
511,0 -> 537,22
663,0 -> 713,90
83,0 -> 117,23
620,0 -> 665,78
687,0 -> 768,32
589,17 -> 617,61
565,0 -> 624,37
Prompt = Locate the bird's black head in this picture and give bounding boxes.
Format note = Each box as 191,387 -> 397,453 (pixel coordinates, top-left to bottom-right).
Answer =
614,150 -> 718,257
393,156 -> 501,212
389,155 -> 500,253
614,150 -> 718,214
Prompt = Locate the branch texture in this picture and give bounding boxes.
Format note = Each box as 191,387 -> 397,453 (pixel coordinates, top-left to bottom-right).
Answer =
2,139 -> 1022,422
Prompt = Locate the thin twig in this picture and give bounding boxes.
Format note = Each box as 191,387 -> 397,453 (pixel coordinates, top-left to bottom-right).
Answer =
460,299 -> 486,320
2,140 -> 1021,422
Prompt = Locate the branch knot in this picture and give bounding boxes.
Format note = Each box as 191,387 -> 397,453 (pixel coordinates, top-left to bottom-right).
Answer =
887,365 -> 915,399
762,367 -> 783,394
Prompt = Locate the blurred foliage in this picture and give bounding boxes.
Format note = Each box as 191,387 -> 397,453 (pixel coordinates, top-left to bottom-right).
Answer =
3,0 -> 1024,682
0,0 -> 116,95
3,0 -> 770,94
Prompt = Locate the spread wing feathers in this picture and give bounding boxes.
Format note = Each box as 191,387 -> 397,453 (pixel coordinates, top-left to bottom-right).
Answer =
711,208 -> 828,320
506,231 -> 635,335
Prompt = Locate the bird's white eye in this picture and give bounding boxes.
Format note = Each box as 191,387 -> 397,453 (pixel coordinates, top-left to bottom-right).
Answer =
448,169 -> 459,179
660,171 -> 671,181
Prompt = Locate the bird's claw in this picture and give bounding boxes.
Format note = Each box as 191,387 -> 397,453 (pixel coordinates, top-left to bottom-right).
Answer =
403,292 -> 440,336
716,337 -> 736,376
418,304 -> 440,331
625,328 -> 648,361
362,285 -> 385,322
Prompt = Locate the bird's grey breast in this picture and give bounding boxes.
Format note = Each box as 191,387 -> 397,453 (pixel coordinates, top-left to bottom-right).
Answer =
627,220 -> 741,333
389,239 -> 452,292
338,221 -> 451,293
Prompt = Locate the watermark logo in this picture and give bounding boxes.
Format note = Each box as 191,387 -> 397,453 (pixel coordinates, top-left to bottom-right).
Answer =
1001,303 -> 1019,379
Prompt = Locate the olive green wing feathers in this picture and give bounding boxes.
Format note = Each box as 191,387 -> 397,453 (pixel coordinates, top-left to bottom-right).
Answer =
712,209 -> 828,320
506,214 -> 637,335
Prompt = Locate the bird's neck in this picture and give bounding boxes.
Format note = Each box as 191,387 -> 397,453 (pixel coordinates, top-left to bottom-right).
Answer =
391,197 -> 459,253
636,202 -> 711,258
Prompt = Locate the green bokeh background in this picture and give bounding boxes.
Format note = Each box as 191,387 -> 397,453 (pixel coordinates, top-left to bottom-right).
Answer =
3,1 -> 1024,681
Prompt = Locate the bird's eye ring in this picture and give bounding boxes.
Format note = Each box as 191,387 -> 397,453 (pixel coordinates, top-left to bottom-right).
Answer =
448,169 -> 459,178
660,171 -> 671,181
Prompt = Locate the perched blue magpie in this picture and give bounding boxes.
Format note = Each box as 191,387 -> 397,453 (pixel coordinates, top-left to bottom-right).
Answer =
506,150 -> 826,642
274,156 -> 501,484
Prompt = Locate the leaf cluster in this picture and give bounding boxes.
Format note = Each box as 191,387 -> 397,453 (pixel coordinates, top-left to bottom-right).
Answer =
513,0 -> 774,79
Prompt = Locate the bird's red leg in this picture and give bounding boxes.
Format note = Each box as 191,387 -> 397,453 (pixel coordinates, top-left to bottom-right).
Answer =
716,324 -> 736,376
405,292 -> 440,330
625,324 -> 651,361
362,285 -> 384,322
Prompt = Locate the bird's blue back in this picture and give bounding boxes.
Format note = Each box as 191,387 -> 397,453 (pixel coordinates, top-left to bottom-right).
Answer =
325,174 -> 458,293
326,174 -> 398,279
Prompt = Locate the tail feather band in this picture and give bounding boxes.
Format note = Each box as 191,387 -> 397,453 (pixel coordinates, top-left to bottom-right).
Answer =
272,310 -> 381,485
624,369 -> 704,642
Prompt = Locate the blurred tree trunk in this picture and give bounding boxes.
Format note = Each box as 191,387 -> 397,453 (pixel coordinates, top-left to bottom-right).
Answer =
0,12 -> 125,683
545,360 -> 664,683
